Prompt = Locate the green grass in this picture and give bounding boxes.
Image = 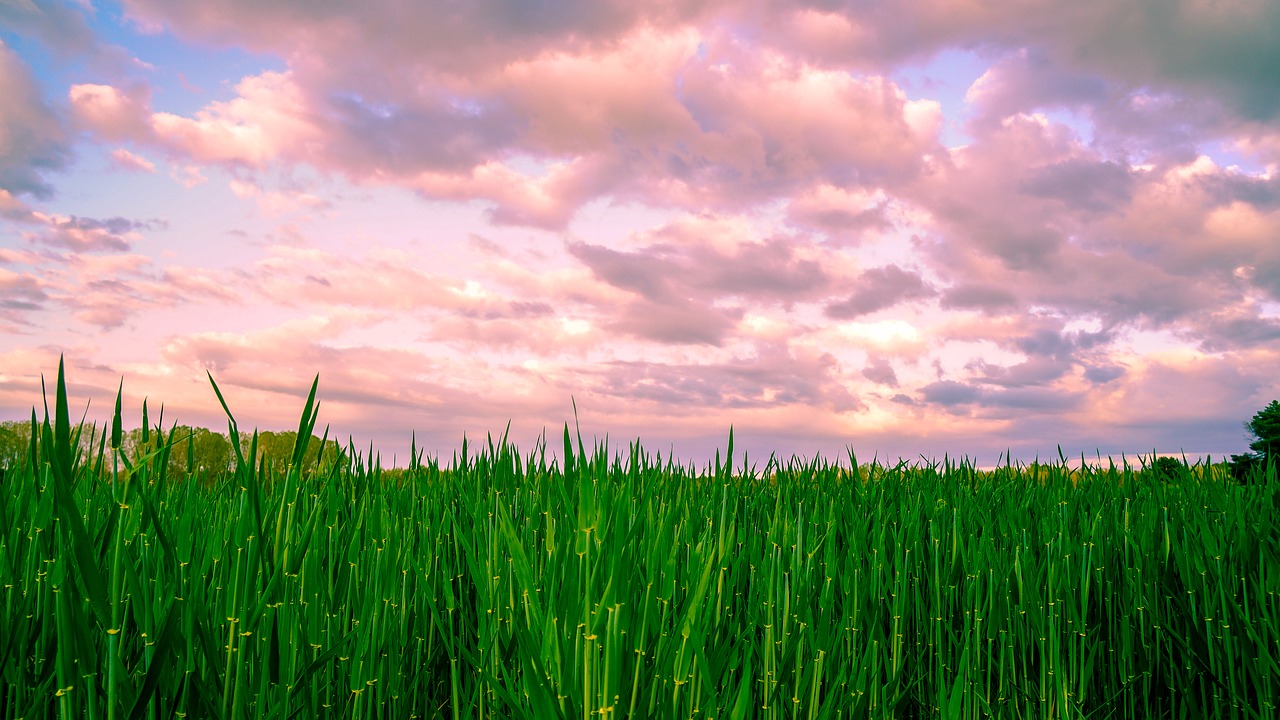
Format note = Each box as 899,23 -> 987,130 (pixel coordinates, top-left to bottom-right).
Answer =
1,359 -> 1278,718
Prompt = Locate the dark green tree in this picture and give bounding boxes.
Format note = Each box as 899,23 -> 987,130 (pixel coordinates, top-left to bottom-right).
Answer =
1229,400 -> 1279,484
1149,456 -> 1184,482
1247,400 -> 1280,460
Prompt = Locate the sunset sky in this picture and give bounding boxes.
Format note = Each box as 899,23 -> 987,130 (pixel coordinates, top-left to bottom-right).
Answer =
2,0 -> 1279,466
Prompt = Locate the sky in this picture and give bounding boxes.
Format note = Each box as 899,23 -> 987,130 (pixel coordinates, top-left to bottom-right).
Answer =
2,0 -> 1279,468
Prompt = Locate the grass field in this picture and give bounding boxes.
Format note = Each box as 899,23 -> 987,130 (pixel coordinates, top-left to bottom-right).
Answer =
2,360 -> 1277,719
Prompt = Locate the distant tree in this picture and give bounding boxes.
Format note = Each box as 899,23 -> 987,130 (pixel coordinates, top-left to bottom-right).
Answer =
0,420 -> 33,470
1228,400 -> 1280,484
1247,400 -> 1280,460
241,430 -> 345,476
169,426 -> 234,478
1,417 -> 120,475
1229,453 -> 1263,484
1149,456 -> 1184,482
118,424 -> 235,481
252,430 -> 297,471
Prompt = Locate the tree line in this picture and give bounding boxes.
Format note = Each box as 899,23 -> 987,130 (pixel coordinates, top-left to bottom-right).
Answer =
0,419 -> 345,482
2,400 -> 1276,482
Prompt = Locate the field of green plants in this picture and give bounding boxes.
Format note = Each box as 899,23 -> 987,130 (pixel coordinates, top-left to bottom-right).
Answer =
2,361 -> 1277,719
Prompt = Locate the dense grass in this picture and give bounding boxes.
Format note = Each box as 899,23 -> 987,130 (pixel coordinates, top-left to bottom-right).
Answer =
2,360 -> 1278,718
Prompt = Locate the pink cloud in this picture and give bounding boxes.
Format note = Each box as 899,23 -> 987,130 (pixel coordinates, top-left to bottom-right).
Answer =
896,113 -> 1270,342
0,246 -> 240,333
563,212 -> 846,345
750,2 -> 1280,124
676,52 -> 939,190
70,74 -> 321,169
506,36 -> 943,213
0,189 -> 34,221
170,164 -> 206,187
109,148 -> 156,173
409,158 -> 609,230
254,248 -> 455,310
0,268 -> 48,332
785,185 -> 892,242
150,72 -> 320,166
824,265 -> 933,319
228,178 -> 331,214
586,342 -> 862,414
69,83 -> 152,141
154,317 -> 573,437
963,48 -> 1107,129
1083,348 -> 1279,442
490,27 -> 701,154
425,314 -> 601,356
152,266 -> 241,303
65,25 -> 942,229
25,213 -> 152,252
122,0 -> 713,77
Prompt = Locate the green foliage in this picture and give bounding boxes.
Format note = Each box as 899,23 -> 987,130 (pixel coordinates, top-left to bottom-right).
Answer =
246,429 -> 344,475
0,419 -> 31,469
1230,453 -> 1265,484
1148,455 -> 1185,482
1248,399 -> 1280,459
4,361 -> 1279,719
1225,399 -> 1280,485
2,410 -> 341,484
124,424 -> 233,480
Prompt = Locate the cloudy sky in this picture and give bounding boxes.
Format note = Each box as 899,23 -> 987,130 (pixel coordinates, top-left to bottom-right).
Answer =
2,0 -> 1279,466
